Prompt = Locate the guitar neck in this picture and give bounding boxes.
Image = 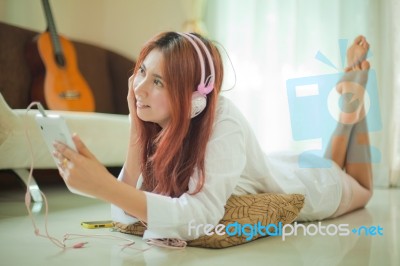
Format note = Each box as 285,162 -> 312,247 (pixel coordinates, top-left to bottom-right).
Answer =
41,0 -> 65,66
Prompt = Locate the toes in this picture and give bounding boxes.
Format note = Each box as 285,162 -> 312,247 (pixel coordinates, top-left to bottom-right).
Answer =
344,66 -> 352,73
363,41 -> 370,50
361,60 -> 370,70
354,35 -> 364,45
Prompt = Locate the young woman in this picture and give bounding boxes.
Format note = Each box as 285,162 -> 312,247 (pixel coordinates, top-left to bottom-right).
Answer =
54,32 -> 372,240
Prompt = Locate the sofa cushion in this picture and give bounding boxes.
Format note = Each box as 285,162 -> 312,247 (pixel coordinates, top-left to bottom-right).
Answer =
113,193 -> 305,249
0,93 -> 129,169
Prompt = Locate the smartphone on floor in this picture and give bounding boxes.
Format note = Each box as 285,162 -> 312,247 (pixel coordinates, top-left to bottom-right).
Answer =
81,220 -> 113,229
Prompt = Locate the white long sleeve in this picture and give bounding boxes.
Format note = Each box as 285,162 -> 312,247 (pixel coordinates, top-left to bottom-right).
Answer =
143,114 -> 247,240
112,97 -> 248,240
111,96 -> 346,239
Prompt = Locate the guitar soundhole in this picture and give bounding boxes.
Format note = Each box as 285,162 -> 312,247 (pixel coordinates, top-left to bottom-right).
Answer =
59,91 -> 81,99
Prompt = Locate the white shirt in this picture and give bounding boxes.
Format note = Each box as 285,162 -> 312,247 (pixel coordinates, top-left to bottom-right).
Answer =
111,96 -> 343,240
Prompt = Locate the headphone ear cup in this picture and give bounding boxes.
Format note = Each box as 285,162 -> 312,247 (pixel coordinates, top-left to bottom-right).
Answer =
191,91 -> 207,118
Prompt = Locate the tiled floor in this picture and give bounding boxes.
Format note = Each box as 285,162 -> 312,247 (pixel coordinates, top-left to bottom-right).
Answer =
0,185 -> 399,266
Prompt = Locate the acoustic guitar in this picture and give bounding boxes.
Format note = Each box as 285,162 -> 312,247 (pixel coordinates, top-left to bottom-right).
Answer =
26,0 -> 95,112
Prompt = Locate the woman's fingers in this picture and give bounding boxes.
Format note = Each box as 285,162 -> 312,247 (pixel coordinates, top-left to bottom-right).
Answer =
72,134 -> 96,160
128,75 -> 134,90
53,134 -> 94,163
127,75 -> 137,115
54,141 -> 77,162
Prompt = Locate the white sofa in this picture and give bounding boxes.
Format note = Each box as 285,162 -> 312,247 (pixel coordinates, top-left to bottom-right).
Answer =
0,93 -> 129,202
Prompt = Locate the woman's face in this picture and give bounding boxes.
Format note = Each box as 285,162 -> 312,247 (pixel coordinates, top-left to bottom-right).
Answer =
132,49 -> 171,128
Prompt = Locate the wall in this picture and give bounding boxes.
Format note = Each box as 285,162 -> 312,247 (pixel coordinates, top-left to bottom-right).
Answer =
0,0 -> 188,60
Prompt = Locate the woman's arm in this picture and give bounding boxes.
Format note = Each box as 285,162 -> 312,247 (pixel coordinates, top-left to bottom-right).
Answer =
101,176 -> 147,222
120,131 -> 141,187
120,75 -> 141,187
54,134 -> 148,222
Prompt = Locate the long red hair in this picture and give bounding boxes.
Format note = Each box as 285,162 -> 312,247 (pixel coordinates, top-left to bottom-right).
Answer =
133,32 -> 223,198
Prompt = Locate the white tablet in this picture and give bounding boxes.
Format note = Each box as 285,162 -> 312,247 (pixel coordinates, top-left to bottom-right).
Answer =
35,114 -> 93,197
35,114 -> 77,159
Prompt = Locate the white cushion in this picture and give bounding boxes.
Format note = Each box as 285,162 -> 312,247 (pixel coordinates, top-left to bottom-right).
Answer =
0,93 -> 129,169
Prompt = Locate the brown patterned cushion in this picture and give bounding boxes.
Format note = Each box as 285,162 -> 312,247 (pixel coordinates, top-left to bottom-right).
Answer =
113,193 -> 305,248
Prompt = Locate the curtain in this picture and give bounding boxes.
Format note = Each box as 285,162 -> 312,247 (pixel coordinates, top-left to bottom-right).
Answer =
180,0 -> 208,35
204,0 -> 399,187
388,0 -> 400,187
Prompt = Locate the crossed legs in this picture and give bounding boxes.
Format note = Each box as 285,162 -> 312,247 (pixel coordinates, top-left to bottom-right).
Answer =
324,36 -> 373,217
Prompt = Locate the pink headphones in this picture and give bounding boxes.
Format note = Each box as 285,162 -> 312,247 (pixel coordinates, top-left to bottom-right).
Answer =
177,32 -> 215,118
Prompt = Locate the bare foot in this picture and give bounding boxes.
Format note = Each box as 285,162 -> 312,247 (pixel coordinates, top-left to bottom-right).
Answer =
336,36 -> 371,124
344,35 -> 370,72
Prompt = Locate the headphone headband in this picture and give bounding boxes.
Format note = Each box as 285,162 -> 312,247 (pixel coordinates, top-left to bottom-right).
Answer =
177,32 -> 215,95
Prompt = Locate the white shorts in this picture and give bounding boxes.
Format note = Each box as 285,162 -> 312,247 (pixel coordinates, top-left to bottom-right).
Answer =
296,156 -> 355,221
266,152 -> 348,222
329,170 -> 355,218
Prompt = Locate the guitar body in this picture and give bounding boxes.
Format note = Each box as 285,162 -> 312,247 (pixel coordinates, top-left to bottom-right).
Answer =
29,32 -> 95,111
27,0 -> 95,111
